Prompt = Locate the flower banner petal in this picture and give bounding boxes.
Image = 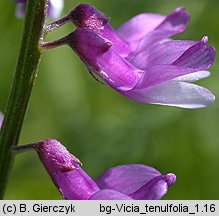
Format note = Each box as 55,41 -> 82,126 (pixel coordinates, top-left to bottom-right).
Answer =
117,13 -> 165,44
130,8 -> 190,58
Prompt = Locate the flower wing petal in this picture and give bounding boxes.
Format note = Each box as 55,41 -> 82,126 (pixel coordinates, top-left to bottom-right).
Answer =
131,40 -> 197,69
134,65 -> 197,89
96,164 -> 161,195
173,37 -> 216,70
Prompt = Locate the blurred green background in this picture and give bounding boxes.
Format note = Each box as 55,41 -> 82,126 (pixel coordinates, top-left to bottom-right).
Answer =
0,0 -> 219,199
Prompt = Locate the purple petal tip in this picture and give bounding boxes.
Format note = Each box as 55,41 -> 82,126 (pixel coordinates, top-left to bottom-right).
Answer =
170,7 -> 190,27
173,6 -> 190,17
164,173 -> 176,187
202,36 -> 208,44
175,7 -> 186,12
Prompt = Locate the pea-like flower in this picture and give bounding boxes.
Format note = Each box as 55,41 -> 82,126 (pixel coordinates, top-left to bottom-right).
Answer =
45,4 -> 216,109
27,139 -> 176,200
15,0 -> 64,19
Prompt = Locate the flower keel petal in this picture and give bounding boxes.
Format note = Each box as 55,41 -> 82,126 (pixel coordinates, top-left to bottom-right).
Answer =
125,80 -> 215,109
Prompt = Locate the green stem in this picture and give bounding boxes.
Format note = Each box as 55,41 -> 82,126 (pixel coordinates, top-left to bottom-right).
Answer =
0,0 -> 48,199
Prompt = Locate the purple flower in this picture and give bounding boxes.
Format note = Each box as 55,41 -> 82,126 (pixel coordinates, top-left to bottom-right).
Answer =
51,4 -> 216,109
31,139 -> 176,200
15,0 -> 64,19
